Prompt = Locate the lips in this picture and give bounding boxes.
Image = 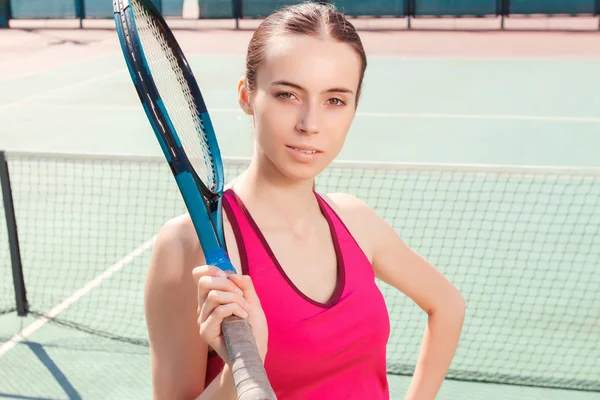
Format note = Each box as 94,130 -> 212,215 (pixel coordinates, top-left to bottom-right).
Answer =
285,145 -> 322,154
285,145 -> 323,163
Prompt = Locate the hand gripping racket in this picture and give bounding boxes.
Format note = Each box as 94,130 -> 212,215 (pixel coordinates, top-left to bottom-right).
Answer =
113,1 -> 276,398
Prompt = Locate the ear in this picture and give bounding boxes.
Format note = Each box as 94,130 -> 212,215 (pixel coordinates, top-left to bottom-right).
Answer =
238,77 -> 253,116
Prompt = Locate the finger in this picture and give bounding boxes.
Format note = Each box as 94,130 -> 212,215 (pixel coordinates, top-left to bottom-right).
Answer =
192,265 -> 227,283
201,303 -> 249,335
197,276 -> 244,309
229,274 -> 261,306
193,265 -> 226,310
200,290 -> 249,323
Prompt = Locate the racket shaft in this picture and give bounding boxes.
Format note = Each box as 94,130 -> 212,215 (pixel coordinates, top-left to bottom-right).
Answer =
113,1 -> 275,397
222,316 -> 276,399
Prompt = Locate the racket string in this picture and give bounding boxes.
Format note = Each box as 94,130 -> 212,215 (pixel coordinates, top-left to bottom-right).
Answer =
132,0 -> 216,190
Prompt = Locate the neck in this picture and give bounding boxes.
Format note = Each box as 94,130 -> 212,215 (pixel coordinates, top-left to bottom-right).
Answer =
232,156 -> 319,232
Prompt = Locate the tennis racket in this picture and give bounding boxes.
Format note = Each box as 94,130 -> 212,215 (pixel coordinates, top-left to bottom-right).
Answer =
113,1 -> 275,398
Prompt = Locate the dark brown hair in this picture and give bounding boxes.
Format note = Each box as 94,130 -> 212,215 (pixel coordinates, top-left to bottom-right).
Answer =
244,2 -> 367,103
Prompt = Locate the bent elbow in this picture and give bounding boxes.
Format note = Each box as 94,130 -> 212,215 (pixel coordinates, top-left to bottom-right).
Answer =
430,290 -> 466,319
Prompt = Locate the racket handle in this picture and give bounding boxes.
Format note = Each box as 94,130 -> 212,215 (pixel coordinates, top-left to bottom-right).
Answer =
222,315 -> 277,399
205,249 -> 275,397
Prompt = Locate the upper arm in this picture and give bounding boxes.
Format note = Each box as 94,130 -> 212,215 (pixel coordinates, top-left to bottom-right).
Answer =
145,216 -> 208,399
370,210 -> 465,315
327,193 -> 465,315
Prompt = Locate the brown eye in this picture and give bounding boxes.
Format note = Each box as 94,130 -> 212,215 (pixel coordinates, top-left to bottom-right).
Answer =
327,98 -> 345,106
276,92 -> 296,100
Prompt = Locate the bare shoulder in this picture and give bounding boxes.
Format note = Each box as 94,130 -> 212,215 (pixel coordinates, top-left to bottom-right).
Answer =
323,192 -> 366,209
155,213 -> 198,253
151,207 -> 242,276
321,192 -> 379,221
150,213 -> 203,282
157,213 -> 197,245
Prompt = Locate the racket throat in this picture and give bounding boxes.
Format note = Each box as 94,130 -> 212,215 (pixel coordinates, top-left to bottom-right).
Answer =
208,196 -> 227,249
167,151 -> 188,176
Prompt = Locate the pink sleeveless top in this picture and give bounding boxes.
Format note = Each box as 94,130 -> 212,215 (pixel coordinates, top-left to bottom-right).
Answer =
205,189 -> 390,398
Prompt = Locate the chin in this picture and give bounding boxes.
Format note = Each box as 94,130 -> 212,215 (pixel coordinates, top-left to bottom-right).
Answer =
270,151 -> 331,184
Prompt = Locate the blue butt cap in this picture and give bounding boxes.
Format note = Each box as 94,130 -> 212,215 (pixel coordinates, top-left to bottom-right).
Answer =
205,247 -> 236,274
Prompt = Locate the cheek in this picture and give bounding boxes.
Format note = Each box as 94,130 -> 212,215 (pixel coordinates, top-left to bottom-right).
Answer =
253,95 -> 296,142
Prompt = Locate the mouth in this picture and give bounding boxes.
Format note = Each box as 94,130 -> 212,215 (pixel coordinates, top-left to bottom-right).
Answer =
285,145 -> 322,154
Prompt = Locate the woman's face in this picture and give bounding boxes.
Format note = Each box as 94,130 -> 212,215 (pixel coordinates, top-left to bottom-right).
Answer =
240,33 -> 362,183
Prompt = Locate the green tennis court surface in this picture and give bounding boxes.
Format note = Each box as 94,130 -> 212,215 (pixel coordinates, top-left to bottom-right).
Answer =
1,26 -> 599,399
2,55 -> 600,166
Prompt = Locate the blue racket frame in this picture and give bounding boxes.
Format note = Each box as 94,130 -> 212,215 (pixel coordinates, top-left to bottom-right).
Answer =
113,0 -> 234,273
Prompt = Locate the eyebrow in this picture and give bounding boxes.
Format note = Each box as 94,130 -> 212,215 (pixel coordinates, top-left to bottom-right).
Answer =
271,80 -> 354,94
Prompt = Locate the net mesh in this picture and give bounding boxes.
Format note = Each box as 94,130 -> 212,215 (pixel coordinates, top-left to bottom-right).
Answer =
0,152 -> 599,391
132,0 -> 216,190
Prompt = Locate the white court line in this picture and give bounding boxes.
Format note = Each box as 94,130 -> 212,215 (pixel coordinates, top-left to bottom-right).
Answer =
10,104 -> 600,123
0,235 -> 156,358
0,69 -> 126,110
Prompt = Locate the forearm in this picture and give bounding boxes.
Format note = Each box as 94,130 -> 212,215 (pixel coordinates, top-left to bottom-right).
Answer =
196,364 -> 238,400
405,300 -> 465,400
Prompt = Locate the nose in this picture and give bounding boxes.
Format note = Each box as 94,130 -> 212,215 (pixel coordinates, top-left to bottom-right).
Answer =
295,101 -> 320,135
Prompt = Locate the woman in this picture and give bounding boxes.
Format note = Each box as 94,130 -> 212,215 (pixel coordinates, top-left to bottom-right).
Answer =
145,2 -> 465,399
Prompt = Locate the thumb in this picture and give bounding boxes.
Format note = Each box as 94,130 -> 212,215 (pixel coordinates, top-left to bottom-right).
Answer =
229,274 -> 261,305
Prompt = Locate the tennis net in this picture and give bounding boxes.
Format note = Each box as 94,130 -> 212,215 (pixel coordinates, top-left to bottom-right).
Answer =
1,151 -> 598,391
